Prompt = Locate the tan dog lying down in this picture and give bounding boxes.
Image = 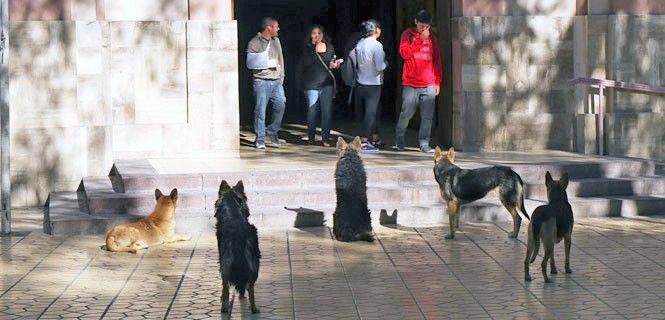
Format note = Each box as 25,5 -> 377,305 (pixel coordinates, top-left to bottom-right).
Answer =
105,188 -> 191,254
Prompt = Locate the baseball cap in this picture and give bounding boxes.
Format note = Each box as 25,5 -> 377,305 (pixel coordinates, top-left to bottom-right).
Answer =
416,10 -> 433,25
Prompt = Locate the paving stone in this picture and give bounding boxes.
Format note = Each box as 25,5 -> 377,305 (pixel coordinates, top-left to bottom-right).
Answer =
5,218 -> 665,318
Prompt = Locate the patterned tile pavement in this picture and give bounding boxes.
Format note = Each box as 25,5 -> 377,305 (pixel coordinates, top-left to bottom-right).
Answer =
3,217 -> 665,319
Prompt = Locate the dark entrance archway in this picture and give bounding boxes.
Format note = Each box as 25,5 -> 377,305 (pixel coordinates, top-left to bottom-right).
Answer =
235,0 -> 397,135
234,0 -> 452,148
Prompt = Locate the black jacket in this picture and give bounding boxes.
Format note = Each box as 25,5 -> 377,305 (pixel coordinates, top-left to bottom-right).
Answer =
297,42 -> 336,90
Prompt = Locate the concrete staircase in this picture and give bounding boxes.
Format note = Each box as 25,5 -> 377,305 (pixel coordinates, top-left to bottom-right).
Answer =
44,156 -> 665,235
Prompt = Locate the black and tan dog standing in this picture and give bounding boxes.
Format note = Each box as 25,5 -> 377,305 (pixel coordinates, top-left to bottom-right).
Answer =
524,172 -> 574,283
333,137 -> 374,242
215,180 -> 261,313
433,147 -> 530,239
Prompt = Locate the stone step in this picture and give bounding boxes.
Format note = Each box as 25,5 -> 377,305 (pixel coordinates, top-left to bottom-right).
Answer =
565,195 -> 665,218
656,162 -> 665,175
44,192 -> 665,236
86,191 -> 208,215
43,155 -> 664,235
85,174 -> 665,217
85,184 -> 445,216
113,159 -> 656,194
525,176 -> 665,201
44,199 -> 538,236
44,210 -> 146,235
45,191 -> 89,217
510,158 -> 655,182
117,166 -> 432,193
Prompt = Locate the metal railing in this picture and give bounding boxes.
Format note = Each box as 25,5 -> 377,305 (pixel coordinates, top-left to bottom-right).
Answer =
568,77 -> 665,156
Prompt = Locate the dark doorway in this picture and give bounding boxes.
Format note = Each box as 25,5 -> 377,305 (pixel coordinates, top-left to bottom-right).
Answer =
235,0 -> 398,136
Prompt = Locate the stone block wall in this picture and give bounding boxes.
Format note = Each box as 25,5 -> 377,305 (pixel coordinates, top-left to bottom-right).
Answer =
452,15 -> 576,152
453,10 -> 665,161
603,15 -> 665,160
8,1 -> 238,206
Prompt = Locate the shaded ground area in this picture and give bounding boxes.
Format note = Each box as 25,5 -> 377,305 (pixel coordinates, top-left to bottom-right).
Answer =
149,120 -> 612,174
4,216 -> 665,319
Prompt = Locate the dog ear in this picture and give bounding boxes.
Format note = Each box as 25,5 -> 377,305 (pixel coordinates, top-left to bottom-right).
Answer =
233,180 -> 245,195
446,147 -> 455,163
169,188 -> 178,202
218,180 -> 231,197
155,189 -> 163,201
349,136 -> 362,152
434,146 -> 444,163
336,137 -> 347,155
559,172 -> 569,189
545,171 -> 553,188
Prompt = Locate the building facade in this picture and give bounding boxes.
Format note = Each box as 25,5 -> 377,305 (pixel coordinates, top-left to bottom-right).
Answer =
6,0 -> 665,206
8,0 -> 239,206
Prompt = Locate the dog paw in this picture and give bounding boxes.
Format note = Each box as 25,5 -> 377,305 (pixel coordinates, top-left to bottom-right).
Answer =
551,269 -> 558,275
544,278 -> 552,284
221,306 -> 229,313
444,233 -> 455,239
525,276 -> 532,282
565,268 -> 573,274
508,232 -> 517,239
251,307 -> 261,314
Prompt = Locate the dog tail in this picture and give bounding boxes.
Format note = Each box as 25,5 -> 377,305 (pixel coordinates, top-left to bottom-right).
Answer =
529,219 -> 543,264
516,177 -> 530,220
529,238 -> 540,264
356,230 -> 375,242
105,234 -> 137,254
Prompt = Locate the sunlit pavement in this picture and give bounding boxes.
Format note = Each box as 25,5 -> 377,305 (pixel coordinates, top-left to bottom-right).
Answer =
4,216 -> 665,319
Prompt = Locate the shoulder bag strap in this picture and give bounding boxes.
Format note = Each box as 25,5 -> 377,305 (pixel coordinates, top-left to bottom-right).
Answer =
315,50 -> 337,92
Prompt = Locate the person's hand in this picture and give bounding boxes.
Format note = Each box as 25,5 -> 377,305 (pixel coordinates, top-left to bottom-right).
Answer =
435,84 -> 440,96
315,42 -> 327,53
329,60 -> 340,69
421,27 -> 430,41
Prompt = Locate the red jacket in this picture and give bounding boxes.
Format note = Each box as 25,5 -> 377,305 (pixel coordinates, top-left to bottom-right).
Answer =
399,28 -> 442,87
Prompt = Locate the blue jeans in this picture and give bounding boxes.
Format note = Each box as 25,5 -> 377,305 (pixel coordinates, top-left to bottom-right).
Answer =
253,79 -> 286,144
305,85 -> 334,142
395,86 -> 436,149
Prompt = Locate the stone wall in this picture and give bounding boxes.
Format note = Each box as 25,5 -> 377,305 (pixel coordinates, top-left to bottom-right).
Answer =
452,16 -> 576,152
452,12 -> 665,161
8,1 -> 238,206
603,15 -> 665,160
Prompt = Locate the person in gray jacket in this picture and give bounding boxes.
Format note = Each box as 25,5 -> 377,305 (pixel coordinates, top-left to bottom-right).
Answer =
349,19 -> 388,153
246,17 -> 286,149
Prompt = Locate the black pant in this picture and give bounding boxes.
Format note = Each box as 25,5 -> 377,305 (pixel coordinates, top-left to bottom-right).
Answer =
354,84 -> 382,139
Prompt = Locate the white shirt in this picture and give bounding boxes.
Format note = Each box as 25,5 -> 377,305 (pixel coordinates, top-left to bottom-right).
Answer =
351,37 -> 388,85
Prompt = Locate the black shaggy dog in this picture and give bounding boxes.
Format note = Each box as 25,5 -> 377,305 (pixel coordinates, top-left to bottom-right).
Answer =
333,136 -> 374,242
215,180 -> 261,313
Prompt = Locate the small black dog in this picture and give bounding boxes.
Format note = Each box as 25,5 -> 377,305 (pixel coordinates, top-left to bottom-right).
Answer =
215,180 -> 261,313
333,137 -> 374,242
525,172 -> 574,283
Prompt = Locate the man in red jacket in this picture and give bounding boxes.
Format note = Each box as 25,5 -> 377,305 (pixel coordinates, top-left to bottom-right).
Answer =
394,9 -> 442,153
